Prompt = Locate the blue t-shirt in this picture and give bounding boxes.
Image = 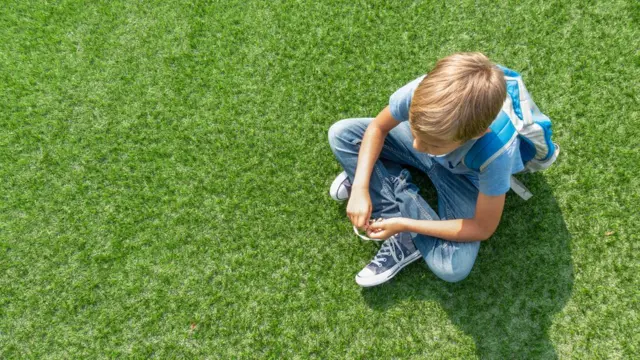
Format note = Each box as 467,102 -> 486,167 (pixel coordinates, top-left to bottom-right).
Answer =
389,75 -> 524,196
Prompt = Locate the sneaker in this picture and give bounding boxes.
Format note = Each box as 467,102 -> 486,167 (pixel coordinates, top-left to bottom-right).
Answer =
355,232 -> 421,287
329,171 -> 351,201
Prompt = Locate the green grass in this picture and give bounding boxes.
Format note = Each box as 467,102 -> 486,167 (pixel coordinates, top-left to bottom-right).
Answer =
1,0 -> 638,358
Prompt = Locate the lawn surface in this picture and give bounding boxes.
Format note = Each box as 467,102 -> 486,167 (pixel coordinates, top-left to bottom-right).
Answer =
1,0 -> 638,358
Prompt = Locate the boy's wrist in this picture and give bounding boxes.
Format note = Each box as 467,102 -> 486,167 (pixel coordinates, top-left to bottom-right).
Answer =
398,218 -> 409,232
394,217 -> 410,232
351,183 -> 369,192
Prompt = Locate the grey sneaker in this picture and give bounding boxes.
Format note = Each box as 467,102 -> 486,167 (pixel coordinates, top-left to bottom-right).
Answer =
355,232 -> 422,287
329,171 -> 351,201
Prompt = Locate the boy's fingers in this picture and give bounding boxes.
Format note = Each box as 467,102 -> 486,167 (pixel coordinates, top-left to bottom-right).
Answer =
360,214 -> 370,229
349,213 -> 361,228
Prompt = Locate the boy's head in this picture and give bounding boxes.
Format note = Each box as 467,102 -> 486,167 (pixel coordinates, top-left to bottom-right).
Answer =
409,52 -> 506,156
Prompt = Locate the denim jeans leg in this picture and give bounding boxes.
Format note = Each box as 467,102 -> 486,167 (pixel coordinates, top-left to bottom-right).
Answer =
328,119 -> 403,219
395,164 -> 481,283
328,118 -> 433,219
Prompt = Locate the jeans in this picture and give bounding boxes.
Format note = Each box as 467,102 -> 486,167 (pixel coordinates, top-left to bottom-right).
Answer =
328,118 -> 481,282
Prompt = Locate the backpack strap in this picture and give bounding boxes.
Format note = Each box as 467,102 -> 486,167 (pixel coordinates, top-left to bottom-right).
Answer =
464,118 -> 532,200
464,111 -> 517,172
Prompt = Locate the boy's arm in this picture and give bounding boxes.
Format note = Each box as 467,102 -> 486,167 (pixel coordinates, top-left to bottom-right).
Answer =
349,106 -> 400,227
351,106 -> 399,189
400,192 -> 505,242
366,193 -> 505,241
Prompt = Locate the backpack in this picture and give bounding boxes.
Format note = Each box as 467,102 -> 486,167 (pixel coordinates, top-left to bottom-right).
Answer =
464,65 -> 559,200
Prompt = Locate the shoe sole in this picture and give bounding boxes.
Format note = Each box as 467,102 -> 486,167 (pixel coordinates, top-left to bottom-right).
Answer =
355,250 -> 422,287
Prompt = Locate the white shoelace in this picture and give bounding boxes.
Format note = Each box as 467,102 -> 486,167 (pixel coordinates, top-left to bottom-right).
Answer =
353,225 -> 378,241
371,236 -> 404,267
352,219 -> 386,242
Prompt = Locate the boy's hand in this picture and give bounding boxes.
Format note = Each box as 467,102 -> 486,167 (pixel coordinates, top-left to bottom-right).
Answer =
365,217 -> 405,240
346,187 -> 372,229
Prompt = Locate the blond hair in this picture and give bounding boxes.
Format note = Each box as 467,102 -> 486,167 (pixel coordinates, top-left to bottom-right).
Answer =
409,52 -> 506,142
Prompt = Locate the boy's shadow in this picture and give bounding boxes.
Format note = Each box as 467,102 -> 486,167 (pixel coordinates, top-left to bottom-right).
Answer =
362,169 -> 573,359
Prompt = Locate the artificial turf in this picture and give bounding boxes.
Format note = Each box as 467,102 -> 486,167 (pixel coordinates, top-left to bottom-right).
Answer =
1,0 -> 638,358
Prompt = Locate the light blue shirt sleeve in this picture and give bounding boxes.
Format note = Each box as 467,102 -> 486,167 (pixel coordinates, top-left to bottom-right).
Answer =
478,144 -> 523,196
388,75 -> 426,122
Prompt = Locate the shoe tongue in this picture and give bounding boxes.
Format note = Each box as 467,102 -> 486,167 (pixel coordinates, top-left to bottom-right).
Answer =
379,241 -> 394,254
394,233 -> 414,253
381,240 -> 399,259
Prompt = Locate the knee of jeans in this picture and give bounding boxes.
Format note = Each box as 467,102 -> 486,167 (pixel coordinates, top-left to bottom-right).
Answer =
328,119 -> 354,149
430,263 -> 473,283
426,242 -> 479,283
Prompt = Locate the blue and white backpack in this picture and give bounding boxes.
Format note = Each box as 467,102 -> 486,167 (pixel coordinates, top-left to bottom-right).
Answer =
464,66 -> 560,200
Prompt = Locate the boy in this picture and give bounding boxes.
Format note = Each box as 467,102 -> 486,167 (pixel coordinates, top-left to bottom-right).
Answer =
328,52 -> 524,287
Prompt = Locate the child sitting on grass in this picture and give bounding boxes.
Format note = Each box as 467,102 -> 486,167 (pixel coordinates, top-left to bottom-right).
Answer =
328,52 -> 523,287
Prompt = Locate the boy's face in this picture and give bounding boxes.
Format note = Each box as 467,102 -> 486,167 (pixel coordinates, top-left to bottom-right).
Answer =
412,134 -> 463,156
411,128 -> 490,156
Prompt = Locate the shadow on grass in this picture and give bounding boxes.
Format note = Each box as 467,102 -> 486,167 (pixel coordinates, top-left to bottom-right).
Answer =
362,169 -> 573,359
